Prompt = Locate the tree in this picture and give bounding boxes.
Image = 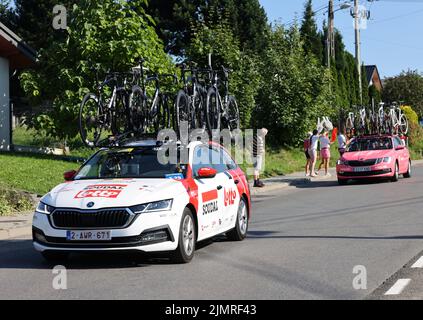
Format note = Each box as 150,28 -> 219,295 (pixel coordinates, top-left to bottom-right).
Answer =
19,0 -> 173,141
146,0 -> 269,57
255,25 -> 333,146
300,0 -> 323,62
0,0 -> 13,27
11,0 -> 75,50
383,70 -> 423,118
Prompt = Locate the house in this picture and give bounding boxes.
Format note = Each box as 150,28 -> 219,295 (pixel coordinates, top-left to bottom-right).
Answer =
365,65 -> 383,92
0,22 -> 36,150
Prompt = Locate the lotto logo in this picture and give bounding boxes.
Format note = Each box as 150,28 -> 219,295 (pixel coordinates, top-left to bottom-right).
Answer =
74,185 -> 127,199
224,188 -> 237,207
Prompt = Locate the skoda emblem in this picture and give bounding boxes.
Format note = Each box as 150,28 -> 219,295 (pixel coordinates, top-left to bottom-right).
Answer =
87,202 -> 95,208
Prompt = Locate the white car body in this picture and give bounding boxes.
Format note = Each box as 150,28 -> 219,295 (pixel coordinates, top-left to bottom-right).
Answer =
32,141 -> 251,260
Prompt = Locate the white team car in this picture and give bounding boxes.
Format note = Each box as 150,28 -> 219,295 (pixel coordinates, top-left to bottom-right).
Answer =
32,140 -> 251,263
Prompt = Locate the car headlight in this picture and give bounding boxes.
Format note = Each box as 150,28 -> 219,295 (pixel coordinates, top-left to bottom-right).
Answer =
36,202 -> 55,215
130,199 -> 173,214
337,159 -> 348,165
375,157 -> 392,164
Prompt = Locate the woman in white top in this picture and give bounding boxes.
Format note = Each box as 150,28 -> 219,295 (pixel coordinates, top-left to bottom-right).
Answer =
317,129 -> 332,176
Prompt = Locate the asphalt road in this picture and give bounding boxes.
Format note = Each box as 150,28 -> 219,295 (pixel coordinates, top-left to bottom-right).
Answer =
1,167 -> 423,300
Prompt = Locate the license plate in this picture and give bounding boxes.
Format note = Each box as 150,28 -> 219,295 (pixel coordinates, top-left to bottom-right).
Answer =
353,167 -> 372,173
66,230 -> 111,241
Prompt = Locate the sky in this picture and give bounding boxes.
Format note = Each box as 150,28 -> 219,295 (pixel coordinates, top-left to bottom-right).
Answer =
259,0 -> 423,79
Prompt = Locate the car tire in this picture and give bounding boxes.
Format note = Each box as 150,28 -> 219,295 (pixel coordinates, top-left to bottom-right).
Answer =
404,160 -> 412,178
171,208 -> 196,264
41,251 -> 69,262
338,178 -> 348,186
391,162 -> 399,182
227,197 -> 248,241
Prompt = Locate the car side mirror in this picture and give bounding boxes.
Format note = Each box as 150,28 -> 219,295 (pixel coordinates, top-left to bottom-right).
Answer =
396,145 -> 405,151
197,167 -> 217,179
64,170 -> 77,181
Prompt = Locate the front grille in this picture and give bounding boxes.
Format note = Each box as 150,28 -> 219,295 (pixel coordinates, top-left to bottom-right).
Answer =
51,209 -> 132,229
33,226 -> 174,248
347,159 -> 377,167
338,169 -> 391,177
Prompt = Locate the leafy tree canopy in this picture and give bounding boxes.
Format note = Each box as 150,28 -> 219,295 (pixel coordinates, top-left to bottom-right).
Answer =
383,70 -> 423,118
20,0 -> 172,140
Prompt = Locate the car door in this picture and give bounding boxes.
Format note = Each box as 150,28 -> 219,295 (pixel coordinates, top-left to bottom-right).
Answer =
216,146 -> 242,231
393,137 -> 406,172
395,136 -> 409,172
192,145 -> 225,240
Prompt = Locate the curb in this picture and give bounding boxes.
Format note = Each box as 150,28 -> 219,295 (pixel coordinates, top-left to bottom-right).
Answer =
250,177 -> 312,196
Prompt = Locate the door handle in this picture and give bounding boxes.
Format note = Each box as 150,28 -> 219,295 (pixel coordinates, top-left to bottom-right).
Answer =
217,185 -> 223,190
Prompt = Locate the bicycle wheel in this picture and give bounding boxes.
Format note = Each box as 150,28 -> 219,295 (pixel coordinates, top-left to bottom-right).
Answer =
79,93 -> 103,148
224,96 -> 240,131
399,114 -> 409,135
155,94 -> 171,132
129,85 -> 148,133
206,87 -> 220,132
111,89 -> 130,136
176,90 -> 191,134
193,86 -> 206,130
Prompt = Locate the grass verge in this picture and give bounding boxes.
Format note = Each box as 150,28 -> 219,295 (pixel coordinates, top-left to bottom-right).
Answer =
0,152 -> 79,196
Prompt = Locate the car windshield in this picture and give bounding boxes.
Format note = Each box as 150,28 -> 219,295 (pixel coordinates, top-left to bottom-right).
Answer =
74,147 -> 187,180
347,137 -> 393,152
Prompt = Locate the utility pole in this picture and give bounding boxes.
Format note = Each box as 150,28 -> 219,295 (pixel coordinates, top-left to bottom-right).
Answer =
353,0 -> 363,105
326,0 -> 335,68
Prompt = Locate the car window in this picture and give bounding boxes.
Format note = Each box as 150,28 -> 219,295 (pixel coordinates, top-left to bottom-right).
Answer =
192,146 -> 212,176
209,147 -> 228,173
74,148 -> 185,180
393,137 -> 399,149
347,137 -> 393,152
221,148 -> 238,170
394,137 -> 403,147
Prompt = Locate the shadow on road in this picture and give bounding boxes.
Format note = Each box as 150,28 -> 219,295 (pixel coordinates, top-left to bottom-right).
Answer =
247,230 -> 423,240
0,236 -> 226,270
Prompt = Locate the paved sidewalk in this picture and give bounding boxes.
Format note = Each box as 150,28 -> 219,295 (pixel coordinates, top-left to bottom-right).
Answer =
0,212 -> 33,240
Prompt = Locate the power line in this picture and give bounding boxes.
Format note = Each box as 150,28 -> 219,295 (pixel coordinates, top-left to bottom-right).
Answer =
368,7 -> 423,24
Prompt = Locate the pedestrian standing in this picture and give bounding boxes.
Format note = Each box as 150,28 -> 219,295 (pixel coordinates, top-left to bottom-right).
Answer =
308,129 -> 320,178
337,129 -> 348,157
253,128 -> 268,188
304,132 -> 313,176
317,130 -> 332,176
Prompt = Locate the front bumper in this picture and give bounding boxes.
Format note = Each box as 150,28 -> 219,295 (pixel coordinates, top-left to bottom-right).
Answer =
336,164 -> 393,179
32,210 -> 180,253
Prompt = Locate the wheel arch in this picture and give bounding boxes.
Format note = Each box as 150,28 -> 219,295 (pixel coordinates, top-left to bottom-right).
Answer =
185,203 -> 198,241
241,193 -> 250,220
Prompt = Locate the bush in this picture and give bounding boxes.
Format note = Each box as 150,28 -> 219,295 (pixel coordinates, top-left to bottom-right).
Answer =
0,186 -> 35,216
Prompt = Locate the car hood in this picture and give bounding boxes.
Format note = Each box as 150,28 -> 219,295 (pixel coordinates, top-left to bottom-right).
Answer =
343,150 -> 394,161
41,179 -> 185,210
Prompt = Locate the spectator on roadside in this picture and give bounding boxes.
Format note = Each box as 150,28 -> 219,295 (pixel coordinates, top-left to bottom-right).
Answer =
317,130 -> 332,176
308,129 -> 320,178
304,132 -> 313,177
337,128 -> 348,156
253,128 -> 268,188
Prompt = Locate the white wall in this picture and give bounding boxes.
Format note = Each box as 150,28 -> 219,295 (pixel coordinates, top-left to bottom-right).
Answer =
0,57 -> 10,151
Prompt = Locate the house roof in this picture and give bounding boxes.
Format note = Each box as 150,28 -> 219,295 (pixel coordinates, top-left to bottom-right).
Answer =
365,65 -> 383,90
0,22 -> 36,69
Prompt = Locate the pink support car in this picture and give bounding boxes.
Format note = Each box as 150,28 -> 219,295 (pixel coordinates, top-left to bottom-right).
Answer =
336,135 -> 412,185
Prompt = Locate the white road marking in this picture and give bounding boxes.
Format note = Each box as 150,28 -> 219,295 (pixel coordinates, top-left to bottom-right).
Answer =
411,256 -> 423,269
384,279 -> 411,296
